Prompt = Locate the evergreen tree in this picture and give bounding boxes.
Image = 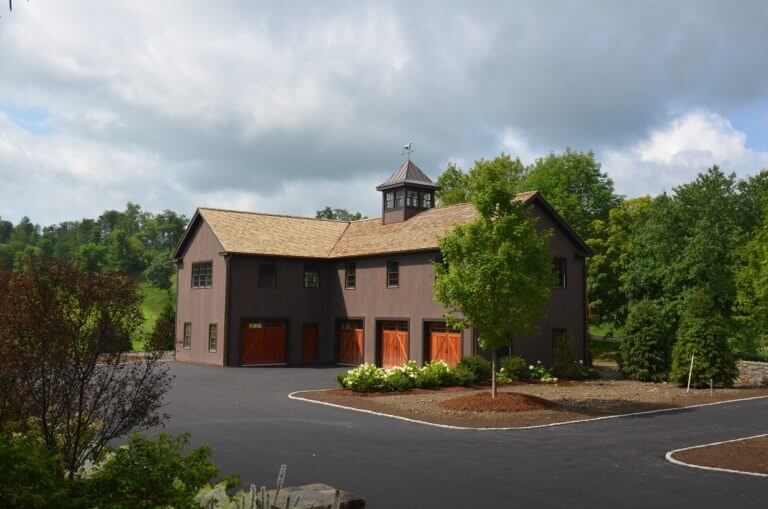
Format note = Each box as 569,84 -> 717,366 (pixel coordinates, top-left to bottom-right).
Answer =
619,298 -> 671,381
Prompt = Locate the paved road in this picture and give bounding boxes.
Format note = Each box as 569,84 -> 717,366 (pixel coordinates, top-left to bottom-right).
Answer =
159,362 -> 767,508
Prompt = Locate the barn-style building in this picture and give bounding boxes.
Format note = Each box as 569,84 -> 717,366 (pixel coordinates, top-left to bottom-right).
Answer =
171,160 -> 591,368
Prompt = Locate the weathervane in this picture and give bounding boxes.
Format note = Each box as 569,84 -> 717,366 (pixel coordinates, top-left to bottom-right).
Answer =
401,142 -> 414,161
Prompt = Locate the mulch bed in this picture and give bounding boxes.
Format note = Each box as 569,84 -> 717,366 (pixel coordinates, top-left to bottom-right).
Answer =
438,392 -> 557,412
295,380 -> 768,429
673,436 -> 768,475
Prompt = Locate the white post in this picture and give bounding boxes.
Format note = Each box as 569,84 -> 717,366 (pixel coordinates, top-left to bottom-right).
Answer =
686,353 -> 695,393
710,379 -> 713,395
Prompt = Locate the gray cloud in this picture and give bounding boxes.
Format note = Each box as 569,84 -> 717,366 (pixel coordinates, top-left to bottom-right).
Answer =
1,0 -> 767,224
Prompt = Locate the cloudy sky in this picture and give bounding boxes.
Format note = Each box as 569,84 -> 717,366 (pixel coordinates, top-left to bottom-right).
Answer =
1,1 -> 767,224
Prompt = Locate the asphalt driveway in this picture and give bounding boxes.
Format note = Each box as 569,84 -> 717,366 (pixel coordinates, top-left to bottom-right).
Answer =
159,361 -> 768,508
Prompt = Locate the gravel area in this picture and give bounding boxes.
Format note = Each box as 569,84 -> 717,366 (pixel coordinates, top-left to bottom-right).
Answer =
672,435 -> 768,475
296,379 -> 768,428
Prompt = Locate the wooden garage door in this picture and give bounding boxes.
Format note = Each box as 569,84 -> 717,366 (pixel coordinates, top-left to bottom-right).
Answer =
303,324 -> 318,364
381,321 -> 408,369
241,321 -> 286,365
339,320 -> 364,365
428,323 -> 462,367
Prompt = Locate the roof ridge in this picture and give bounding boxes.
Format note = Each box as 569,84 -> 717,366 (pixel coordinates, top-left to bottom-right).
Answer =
327,221 -> 352,257
198,207 -> 351,224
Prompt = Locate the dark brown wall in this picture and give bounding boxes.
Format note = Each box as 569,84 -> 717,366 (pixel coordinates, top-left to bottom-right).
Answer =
175,220 -> 227,365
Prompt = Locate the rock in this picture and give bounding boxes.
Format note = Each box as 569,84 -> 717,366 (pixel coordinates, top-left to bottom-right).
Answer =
265,483 -> 365,509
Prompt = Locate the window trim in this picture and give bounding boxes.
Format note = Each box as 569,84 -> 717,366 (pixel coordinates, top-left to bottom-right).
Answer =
191,260 -> 213,289
345,261 -> 356,290
183,322 -> 192,350
303,262 -> 320,290
208,323 -> 218,353
387,260 -> 399,288
553,257 -> 567,289
257,261 -> 277,289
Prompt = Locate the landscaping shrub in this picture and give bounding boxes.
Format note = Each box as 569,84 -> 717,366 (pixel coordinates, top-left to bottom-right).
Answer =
619,298 -> 671,381
738,352 -> 768,363
552,335 -> 580,379
416,360 -> 455,389
670,290 -> 738,387
456,355 -> 492,383
337,364 -> 385,392
529,361 -> 557,383
383,363 -> 418,392
454,365 -> 479,387
147,298 -> 176,351
499,356 -> 530,380
84,432 -> 239,508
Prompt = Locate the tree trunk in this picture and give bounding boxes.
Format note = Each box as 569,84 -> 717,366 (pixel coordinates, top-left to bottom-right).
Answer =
491,349 -> 497,398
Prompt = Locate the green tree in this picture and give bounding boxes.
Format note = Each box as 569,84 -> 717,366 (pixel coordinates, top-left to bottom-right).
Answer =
736,169 -> 768,232
148,299 -> 176,351
670,289 -> 738,387
522,148 -> 620,238
105,229 -> 147,278
435,162 -> 471,205
434,164 -> 552,397
0,217 -> 12,243
436,154 -> 525,207
587,197 -> 652,323
734,210 -> 768,354
144,251 -> 174,290
619,298 -> 671,381
315,207 -> 365,221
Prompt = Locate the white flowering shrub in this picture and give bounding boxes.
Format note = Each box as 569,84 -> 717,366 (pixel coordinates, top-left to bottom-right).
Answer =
416,360 -> 455,388
338,360 -> 461,392
337,363 -> 385,392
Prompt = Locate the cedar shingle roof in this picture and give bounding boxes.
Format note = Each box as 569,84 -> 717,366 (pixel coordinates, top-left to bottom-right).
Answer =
376,160 -> 440,190
198,208 -> 349,259
178,191 -> 542,260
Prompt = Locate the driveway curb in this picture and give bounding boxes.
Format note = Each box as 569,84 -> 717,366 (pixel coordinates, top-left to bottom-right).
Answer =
665,433 -> 768,478
288,389 -> 768,431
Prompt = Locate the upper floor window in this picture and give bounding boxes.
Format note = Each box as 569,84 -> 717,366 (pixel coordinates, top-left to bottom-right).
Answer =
208,324 -> 218,352
420,191 -> 433,209
183,322 -> 192,349
345,261 -> 356,289
303,262 -> 319,289
387,260 -> 399,288
553,258 -> 566,288
257,262 -> 276,288
191,261 -> 213,288
384,190 -> 394,210
394,188 -> 404,208
406,189 -> 419,207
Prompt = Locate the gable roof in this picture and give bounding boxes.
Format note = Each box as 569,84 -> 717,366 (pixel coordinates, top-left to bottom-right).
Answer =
376,160 -> 440,191
171,190 -> 592,261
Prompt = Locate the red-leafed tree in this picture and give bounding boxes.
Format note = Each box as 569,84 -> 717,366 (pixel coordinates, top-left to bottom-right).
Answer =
0,256 -> 172,478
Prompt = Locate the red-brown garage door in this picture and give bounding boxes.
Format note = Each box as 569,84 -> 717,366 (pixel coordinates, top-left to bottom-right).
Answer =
241,320 -> 286,365
428,323 -> 462,367
380,321 -> 408,368
339,320 -> 364,365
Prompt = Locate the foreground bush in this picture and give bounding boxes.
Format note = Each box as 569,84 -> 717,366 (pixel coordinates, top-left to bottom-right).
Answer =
552,335 -> 581,379
529,361 -> 557,383
620,298 -> 671,381
0,430 -> 68,508
416,361 -> 456,388
337,364 -> 385,392
670,290 -> 738,387
383,362 -> 419,392
499,356 -> 530,380
456,355 -> 492,384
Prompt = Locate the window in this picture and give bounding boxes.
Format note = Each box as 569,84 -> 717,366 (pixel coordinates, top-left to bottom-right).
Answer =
394,188 -> 404,208
553,258 -> 566,288
257,262 -> 276,288
420,191 -> 433,209
191,261 -> 213,288
387,260 -> 399,288
406,189 -> 419,207
183,323 -> 192,349
303,262 -> 319,289
208,324 -> 217,352
345,261 -> 356,289
384,190 -> 394,210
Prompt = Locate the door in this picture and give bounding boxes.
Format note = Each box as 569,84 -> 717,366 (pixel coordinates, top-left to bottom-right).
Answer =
339,320 -> 364,365
302,324 -> 318,364
380,321 -> 408,368
241,320 -> 286,365
428,323 -> 462,367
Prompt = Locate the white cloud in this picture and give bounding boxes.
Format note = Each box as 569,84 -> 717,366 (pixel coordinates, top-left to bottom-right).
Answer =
603,110 -> 768,196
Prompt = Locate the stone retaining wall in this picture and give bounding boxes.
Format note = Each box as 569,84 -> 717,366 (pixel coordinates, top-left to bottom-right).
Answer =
737,360 -> 768,386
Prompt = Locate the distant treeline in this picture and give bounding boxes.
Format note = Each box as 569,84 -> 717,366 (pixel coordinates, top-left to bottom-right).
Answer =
0,203 -> 188,290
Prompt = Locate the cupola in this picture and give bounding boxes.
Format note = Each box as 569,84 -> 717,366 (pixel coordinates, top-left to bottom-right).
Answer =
376,160 -> 440,224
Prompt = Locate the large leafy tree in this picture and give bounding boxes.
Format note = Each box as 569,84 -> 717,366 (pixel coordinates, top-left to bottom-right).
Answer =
315,207 -> 365,221
522,149 -> 621,238
734,210 -> 768,353
436,154 -> 525,207
434,164 -> 552,397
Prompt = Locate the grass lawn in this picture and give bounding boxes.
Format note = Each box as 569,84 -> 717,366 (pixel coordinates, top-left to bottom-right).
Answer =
134,283 -> 169,351
589,339 -> 621,362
